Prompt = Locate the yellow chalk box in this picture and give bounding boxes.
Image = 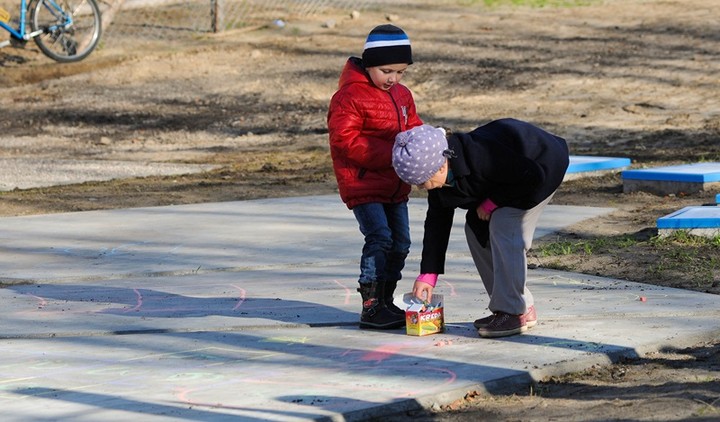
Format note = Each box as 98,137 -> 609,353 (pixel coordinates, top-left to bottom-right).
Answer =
0,8 -> 10,23
403,293 -> 444,336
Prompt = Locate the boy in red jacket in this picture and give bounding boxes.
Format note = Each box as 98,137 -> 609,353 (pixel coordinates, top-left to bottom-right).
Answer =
327,24 -> 423,329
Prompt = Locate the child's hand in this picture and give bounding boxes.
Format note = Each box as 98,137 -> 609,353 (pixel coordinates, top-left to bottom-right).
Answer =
476,199 -> 498,221
413,280 -> 434,302
414,273 -> 438,301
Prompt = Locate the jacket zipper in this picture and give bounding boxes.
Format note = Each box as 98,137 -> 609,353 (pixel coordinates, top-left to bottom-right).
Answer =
389,90 -> 404,132
389,91 -> 406,200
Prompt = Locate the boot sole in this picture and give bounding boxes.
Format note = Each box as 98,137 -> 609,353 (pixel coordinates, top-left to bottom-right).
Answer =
475,319 -> 537,329
359,321 -> 406,330
478,325 -> 528,338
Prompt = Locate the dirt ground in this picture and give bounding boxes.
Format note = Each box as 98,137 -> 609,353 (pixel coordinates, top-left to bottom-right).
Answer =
1,0 -> 719,420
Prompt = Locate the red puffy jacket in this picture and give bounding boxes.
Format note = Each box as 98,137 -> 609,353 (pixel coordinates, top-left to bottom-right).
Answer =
327,57 -> 423,209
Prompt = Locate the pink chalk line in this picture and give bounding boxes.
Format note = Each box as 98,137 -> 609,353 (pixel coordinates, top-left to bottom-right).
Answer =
231,285 -> 247,310
332,280 -> 352,305
122,288 -> 143,313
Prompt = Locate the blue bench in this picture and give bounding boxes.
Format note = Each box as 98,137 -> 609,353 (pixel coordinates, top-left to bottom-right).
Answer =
623,162 -> 720,195
564,155 -> 631,181
657,205 -> 720,238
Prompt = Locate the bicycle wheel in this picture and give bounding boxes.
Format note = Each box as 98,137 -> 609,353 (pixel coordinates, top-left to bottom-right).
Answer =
30,0 -> 101,63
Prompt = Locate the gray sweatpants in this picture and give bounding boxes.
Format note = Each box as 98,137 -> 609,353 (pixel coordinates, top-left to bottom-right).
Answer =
464,194 -> 554,315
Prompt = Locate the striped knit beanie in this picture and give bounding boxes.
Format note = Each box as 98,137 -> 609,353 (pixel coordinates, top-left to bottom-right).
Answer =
362,24 -> 413,68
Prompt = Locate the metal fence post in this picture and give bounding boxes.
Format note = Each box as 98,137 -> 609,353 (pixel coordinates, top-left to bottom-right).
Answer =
210,0 -> 221,33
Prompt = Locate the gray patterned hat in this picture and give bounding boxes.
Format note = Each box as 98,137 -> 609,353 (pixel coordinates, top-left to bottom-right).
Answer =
392,125 -> 448,185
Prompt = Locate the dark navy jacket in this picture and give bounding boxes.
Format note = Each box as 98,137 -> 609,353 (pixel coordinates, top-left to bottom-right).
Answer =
420,118 -> 569,274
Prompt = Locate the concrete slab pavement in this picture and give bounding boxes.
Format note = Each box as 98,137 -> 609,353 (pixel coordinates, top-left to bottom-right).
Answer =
0,158 -> 218,191
1,195 -> 719,421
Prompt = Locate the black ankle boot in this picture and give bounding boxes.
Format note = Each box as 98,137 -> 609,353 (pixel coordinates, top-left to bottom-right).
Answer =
357,282 -> 405,330
357,283 -> 372,305
383,280 -> 405,316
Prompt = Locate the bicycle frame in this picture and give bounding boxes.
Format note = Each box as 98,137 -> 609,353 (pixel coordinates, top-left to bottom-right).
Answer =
0,0 -> 67,44
1,0 -> 100,62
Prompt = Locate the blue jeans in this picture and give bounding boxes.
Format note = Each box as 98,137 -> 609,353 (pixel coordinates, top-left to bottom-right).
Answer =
352,201 -> 411,285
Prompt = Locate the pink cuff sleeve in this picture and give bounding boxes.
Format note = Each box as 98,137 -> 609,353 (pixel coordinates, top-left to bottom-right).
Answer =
479,198 -> 498,215
416,273 -> 438,287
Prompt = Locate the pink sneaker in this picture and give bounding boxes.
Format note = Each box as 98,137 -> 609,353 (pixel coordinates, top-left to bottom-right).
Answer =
525,305 -> 537,329
477,312 -> 527,338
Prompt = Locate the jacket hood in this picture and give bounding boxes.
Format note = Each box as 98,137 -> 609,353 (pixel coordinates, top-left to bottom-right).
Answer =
337,57 -> 371,90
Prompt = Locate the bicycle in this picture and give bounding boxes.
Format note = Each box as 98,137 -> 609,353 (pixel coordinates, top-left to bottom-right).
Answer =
0,0 -> 101,63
